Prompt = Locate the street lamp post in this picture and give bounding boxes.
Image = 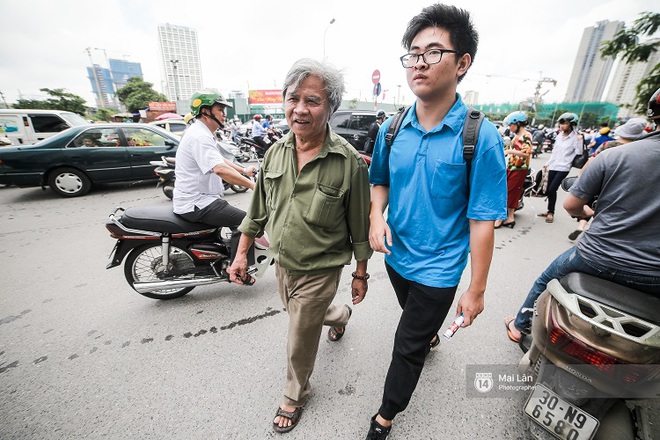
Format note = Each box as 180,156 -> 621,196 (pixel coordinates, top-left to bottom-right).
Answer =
323,18 -> 336,59
170,59 -> 180,101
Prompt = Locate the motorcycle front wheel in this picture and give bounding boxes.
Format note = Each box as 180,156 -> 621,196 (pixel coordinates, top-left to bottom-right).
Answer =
124,244 -> 195,299
230,184 -> 248,193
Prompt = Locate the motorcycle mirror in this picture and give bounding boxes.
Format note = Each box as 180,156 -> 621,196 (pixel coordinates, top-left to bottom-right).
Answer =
561,176 -> 578,192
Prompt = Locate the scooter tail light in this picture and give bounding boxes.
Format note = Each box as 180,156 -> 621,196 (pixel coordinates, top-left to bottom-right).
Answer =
546,307 -> 645,382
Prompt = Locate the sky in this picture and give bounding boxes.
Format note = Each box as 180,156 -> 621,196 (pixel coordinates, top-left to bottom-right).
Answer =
0,0 -> 656,109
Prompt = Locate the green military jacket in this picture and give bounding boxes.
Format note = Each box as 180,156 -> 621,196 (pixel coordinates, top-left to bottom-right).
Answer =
239,125 -> 372,274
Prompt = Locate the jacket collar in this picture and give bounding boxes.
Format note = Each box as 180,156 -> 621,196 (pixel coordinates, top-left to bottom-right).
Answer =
282,124 -> 348,158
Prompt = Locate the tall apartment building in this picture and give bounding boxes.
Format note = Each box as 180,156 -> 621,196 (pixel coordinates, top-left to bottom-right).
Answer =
606,38 -> 660,118
86,59 -> 144,108
564,20 -> 624,103
157,24 -> 203,102
87,65 -> 115,108
109,59 -> 144,90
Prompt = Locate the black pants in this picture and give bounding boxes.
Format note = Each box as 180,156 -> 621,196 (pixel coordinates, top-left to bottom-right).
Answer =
546,170 -> 569,214
378,263 -> 457,420
179,199 -> 246,262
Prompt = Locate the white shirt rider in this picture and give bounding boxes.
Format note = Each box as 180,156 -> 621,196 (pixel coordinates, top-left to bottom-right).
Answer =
173,119 -> 226,214
547,129 -> 581,172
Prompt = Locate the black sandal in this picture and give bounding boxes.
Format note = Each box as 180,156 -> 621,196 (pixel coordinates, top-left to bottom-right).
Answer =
328,306 -> 352,342
273,406 -> 303,433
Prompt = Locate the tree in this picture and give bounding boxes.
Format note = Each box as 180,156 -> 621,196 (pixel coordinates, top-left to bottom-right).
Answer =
116,77 -> 168,113
14,88 -> 87,115
91,107 -> 118,122
579,112 -> 601,129
601,12 -> 660,114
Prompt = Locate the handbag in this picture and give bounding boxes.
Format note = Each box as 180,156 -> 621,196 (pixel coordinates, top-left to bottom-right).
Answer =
572,147 -> 589,169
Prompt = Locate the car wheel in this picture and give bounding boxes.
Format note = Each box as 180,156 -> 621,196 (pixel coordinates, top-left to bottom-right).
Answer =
48,167 -> 91,197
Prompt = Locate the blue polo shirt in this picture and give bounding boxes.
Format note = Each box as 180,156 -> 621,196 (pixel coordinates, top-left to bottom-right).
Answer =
370,96 -> 507,288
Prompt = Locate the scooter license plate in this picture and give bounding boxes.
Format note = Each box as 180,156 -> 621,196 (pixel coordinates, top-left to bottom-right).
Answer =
524,384 -> 599,440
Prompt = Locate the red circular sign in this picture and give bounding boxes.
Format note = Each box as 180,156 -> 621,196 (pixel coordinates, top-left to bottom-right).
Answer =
372,70 -> 381,85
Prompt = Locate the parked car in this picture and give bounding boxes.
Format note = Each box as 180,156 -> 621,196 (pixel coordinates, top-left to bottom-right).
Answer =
148,118 -> 188,138
0,123 -> 179,197
328,110 -> 378,150
0,109 -> 90,146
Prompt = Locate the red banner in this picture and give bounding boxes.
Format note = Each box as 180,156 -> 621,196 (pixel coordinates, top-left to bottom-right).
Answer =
248,90 -> 283,105
148,101 -> 176,112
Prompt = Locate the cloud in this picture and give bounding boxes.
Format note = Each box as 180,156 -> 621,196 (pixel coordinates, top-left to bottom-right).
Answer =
0,0 -> 655,107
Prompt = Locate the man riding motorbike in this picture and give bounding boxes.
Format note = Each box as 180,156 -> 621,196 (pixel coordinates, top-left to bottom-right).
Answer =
504,88 -> 660,343
173,89 -> 257,261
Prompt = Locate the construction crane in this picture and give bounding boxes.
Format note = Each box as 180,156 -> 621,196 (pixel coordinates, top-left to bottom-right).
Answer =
484,72 -> 557,109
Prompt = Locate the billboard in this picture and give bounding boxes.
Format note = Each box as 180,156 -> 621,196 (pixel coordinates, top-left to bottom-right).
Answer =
248,90 -> 283,105
149,102 -> 176,112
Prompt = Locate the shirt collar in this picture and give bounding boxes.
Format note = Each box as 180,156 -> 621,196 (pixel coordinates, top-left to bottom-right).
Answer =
282,124 -> 348,158
403,93 -> 468,135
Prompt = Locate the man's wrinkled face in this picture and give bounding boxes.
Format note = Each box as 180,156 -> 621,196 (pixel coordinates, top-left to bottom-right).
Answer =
284,75 -> 332,140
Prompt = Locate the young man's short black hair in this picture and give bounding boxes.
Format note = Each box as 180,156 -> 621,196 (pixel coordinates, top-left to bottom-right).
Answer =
401,3 -> 478,83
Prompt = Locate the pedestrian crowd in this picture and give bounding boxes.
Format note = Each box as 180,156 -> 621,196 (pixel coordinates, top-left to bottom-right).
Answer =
171,3 -> 660,438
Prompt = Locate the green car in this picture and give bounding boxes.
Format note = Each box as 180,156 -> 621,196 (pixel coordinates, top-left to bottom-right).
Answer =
0,123 -> 179,197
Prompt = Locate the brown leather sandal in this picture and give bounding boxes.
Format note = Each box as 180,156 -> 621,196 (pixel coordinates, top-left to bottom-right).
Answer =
273,406 -> 303,433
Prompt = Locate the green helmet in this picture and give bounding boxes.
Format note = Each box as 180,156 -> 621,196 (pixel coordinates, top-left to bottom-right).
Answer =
190,89 -> 233,117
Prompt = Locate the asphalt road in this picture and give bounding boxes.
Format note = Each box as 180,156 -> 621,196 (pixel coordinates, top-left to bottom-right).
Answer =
1,157 -> 658,439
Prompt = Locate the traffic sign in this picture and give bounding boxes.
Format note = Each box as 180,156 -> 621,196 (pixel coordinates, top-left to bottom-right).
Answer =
372,70 -> 381,85
373,83 -> 382,97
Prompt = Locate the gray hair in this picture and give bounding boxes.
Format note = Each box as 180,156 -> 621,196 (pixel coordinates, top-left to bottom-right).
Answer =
282,58 -> 345,113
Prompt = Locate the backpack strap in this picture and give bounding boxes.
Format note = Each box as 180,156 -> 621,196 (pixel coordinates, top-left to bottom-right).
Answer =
462,107 -> 484,189
385,107 -> 410,147
384,105 -> 484,191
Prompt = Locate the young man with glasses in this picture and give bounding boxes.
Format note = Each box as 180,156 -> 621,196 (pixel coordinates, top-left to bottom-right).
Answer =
365,4 -> 506,439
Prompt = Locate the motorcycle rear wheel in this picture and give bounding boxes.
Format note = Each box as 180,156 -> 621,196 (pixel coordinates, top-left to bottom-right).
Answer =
124,244 -> 195,299
162,185 -> 174,200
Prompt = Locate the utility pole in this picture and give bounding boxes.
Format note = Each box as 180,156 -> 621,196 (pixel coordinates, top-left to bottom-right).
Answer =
323,18 -> 336,59
85,47 -> 105,108
169,59 -> 180,101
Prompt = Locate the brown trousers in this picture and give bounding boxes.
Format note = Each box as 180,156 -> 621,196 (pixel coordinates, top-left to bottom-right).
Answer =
275,263 -> 351,407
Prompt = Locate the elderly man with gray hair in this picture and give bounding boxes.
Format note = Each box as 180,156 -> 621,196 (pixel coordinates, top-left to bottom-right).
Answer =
228,58 -> 372,433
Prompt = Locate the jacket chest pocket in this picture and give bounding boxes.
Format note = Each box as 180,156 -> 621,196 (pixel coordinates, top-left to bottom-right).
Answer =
264,170 -> 284,210
304,183 -> 345,229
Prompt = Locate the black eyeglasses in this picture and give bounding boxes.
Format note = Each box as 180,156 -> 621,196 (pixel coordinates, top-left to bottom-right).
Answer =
400,48 -> 460,68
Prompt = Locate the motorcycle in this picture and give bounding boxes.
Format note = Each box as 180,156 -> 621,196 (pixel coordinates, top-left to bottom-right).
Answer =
105,206 -> 273,300
517,273 -> 659,440
236,134 -> 268,159
150,156 -> 177,199
516,176 -> 659,440
236,128 -> 283,159
543,130 -> 556,152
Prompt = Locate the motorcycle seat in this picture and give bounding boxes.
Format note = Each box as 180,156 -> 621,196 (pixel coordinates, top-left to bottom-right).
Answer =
559,272 -> 660,325
121,206 -> 216,234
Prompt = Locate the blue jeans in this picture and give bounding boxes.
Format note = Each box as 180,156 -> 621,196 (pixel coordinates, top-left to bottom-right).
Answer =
513,246 -> 660,333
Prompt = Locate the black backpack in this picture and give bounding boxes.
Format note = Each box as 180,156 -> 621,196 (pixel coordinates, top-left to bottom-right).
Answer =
385,106 -> 485,186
